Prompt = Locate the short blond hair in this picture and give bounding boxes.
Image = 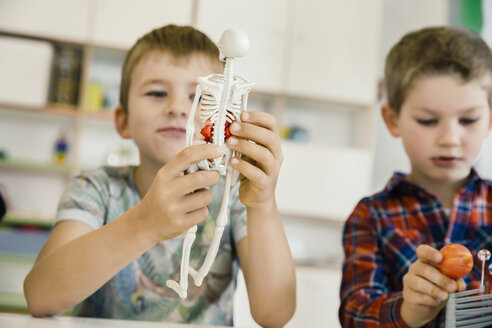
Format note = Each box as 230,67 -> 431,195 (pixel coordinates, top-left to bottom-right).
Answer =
385,26 -> 492,114
119,24 -> 222,113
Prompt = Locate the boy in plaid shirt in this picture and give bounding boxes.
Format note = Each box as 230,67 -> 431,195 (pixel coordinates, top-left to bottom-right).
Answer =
340,26 -> 492,327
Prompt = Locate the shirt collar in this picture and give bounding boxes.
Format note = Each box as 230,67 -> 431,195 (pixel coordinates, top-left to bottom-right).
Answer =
384,168 -> 482,195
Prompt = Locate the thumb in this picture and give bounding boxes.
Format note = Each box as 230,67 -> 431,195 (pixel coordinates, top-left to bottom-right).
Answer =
416,244 -> 442,265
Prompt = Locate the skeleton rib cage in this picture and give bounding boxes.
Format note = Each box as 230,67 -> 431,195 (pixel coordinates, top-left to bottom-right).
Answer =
186,73 -> 253,173
198,74 -> 250,126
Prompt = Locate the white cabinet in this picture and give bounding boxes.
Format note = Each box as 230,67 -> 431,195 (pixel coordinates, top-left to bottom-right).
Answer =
0,0 -> 90,42
0,37 -> 53,106
286,0 -> 383,105
195,1 -> 380,223
288,267 -> 342,327
0,0 -> 193,49
276,141 -> 373,221
195,0 -> 383,104
234,267 -> 342,327
195,0 -> 289,94
89,0 -> 193,49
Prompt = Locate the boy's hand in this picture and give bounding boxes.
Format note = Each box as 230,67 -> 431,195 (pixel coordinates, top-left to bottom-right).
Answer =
401,244 -> 466,327
226,111 -> 282,209
139,143 -> 223,242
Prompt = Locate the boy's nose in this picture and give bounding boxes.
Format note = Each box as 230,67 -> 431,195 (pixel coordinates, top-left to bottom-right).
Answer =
437,123 -> 460,147
163,96 -> 189,117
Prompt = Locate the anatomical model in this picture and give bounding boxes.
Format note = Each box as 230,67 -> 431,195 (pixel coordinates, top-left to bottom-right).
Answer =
166,28 -> 254,298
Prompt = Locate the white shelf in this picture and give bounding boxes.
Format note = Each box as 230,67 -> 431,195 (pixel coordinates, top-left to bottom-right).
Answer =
2,213 -> 54,228
0,159 -> 69,174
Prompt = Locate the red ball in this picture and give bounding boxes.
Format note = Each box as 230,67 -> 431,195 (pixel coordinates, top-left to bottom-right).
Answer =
438,243 -> 474,279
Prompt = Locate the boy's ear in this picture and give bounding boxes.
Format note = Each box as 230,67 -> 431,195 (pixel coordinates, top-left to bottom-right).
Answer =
114,105 -> 131,139
381,103 -> 400,137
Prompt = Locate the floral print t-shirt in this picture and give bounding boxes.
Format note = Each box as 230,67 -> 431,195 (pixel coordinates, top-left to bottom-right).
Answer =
55,166 -> 247,325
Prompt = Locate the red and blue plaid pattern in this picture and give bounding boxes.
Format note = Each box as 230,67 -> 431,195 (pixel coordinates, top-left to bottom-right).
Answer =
339,169 -> 492,327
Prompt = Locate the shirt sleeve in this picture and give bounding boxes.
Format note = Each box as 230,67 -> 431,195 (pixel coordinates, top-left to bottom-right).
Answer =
55,170 -> 109,230
339,199 -> 409,328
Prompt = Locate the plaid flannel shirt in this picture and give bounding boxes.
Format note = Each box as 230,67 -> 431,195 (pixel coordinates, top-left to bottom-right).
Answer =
339,169 -> 492,327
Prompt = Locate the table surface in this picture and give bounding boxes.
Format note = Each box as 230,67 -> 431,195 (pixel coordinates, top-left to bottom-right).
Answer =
0,312 -> 231,328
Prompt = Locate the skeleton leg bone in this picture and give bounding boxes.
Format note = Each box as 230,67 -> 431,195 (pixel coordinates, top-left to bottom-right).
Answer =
165,225 -> 197,299
190,166 -> 233,286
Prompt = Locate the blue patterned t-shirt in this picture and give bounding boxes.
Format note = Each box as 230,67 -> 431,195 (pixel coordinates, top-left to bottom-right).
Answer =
55,166 -> 247,325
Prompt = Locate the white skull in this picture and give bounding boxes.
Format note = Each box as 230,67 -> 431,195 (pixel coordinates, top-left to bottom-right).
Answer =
217,28 -> 250,61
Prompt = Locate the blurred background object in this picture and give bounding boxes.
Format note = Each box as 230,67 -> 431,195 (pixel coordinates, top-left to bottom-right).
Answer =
53,128 -> 69,165
0,184 -> 9,221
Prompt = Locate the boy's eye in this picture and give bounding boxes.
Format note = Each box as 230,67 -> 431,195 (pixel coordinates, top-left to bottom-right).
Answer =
189,94 -> 203,102
459,117 -> 478,125
416,119 -> 437,126
145,91 -> 168,98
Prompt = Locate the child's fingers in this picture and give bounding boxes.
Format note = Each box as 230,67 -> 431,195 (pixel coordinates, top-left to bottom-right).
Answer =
164,205 -> 210,236
405,271 -> 449,302
415,245 -> 460,294
230,115 -> 282,160
181,206 -> 210,229
457,278 -> 467,292
240,154 -> 256,166
230,121 -> 279,152
402,283 -> 442,306
241,110 -> 279,134
163,143 -> 224,178
416,244 -> 443,265
160,190 -> 212,231
411,259 -> 457,293
230,156 -> 266,186
175,170 -> 221,195
235,156 -> 255,183
176,188 -> 214,215
227,137 -> 276,175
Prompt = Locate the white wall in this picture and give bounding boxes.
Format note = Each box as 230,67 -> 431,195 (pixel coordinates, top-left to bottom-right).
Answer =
475,0 -> 492,180
371,0 -> 450,191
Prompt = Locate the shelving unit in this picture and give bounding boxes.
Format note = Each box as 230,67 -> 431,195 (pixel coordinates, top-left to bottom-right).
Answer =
0,26 -> 137,218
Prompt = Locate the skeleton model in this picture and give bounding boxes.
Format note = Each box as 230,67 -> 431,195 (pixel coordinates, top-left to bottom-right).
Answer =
166,28 -> 254,298
445,249 -> 492,328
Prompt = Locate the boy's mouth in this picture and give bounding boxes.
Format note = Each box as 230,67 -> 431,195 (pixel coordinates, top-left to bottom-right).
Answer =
157,127 -> 186,137
431,156 -> 461,167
